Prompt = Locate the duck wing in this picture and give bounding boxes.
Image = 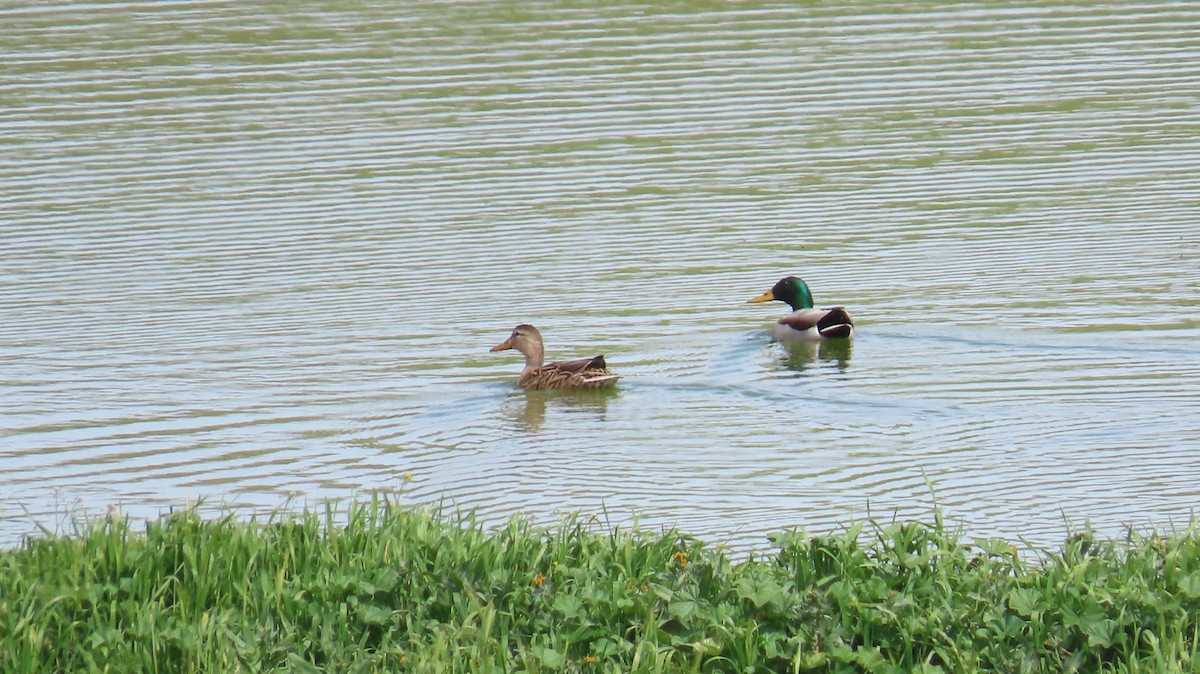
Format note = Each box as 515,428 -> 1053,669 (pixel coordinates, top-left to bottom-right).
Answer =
815,307 -> 853,338
778,309 -> 834,333
519,355 -> 619,390
548,354 -> 608,373
777,308 -> 854,339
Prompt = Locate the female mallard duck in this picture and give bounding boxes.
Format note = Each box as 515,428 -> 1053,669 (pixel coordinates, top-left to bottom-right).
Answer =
748,276 -> 853,340
490,324 -> 619,390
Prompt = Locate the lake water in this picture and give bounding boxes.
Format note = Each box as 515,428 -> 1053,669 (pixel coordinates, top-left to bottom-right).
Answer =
3,1 -> 1199,550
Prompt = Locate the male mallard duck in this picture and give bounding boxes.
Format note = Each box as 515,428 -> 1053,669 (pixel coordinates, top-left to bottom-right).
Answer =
748,276 -> 853,340
490,324 -> 619,390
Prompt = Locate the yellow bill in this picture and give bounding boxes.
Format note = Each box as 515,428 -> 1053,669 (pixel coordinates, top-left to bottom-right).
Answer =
748,289 -> 776,303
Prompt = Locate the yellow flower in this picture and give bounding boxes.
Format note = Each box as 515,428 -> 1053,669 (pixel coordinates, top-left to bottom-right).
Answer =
533,573 -> 546,588
583,655 -> 598,665
673,550 -> 688,568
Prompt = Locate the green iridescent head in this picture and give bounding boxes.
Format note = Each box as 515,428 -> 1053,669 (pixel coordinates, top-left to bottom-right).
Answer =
748,276 -> 815,310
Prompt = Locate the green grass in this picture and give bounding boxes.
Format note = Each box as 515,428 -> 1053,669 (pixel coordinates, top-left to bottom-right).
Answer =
2,497 -> 1199,673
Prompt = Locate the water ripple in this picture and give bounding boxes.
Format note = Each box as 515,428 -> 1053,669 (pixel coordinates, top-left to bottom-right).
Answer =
3,1 -> 1200,548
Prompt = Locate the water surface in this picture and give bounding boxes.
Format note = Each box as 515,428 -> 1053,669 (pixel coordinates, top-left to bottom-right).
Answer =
3,1 -> 1199,549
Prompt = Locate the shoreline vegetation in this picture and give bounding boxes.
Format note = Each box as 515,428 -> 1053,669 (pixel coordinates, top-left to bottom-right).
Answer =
2,498 -> 1198,673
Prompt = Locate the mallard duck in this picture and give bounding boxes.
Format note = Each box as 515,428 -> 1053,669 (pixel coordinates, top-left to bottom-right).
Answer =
490,324 -> 619,390
748,276 -> 853,340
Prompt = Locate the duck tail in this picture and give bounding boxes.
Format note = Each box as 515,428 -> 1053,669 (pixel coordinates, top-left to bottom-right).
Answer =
582,373 -> 621,387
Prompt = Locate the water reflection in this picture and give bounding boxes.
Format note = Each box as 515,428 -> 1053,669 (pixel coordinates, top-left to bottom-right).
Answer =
500,389 -> 618,434
777,339 -> 853,374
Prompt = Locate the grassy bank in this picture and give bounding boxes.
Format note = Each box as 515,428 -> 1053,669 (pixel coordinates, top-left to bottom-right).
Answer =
2,499 -> 1199,673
